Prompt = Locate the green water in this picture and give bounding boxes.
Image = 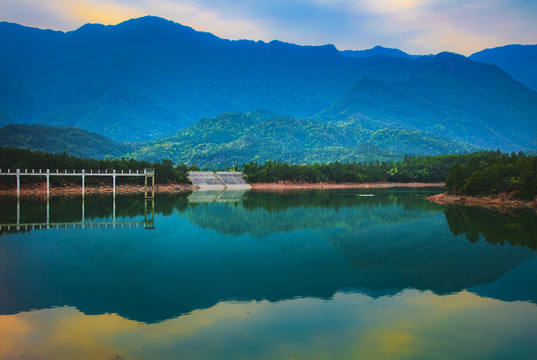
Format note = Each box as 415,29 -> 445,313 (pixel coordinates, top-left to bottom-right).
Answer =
1,188 -> 536,359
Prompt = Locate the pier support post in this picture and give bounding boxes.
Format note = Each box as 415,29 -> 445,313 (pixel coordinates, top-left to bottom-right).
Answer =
113,170 -> 116,198
46,169 -> 50,198
82,169 -> 85,198
16,169 -> 20,198
144,168 -> 155,199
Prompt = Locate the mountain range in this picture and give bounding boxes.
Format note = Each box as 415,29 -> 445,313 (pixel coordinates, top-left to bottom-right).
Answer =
0,16 -> 536,163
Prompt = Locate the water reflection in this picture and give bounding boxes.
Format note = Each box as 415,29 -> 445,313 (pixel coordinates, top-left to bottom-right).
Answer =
0,189 -> 536,359
444,205 -> 537,250
1,189 -> 536,322
0,194 -> 186,236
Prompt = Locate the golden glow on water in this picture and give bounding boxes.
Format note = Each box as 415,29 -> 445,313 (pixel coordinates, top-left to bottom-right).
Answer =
1,290 -> 536,360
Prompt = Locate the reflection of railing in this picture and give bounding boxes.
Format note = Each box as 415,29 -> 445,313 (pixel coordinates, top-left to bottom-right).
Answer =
0,221 -> 146,231
0,196 -> 156,232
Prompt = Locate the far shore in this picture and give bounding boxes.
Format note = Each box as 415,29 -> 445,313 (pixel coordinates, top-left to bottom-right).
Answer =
250,182 -> 445,190
0,181 -> 446,197
426,192 -> 537,210
0,182 -> 195,197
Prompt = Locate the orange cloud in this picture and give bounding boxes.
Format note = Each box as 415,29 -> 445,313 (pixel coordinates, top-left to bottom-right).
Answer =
69,0 -> 144,25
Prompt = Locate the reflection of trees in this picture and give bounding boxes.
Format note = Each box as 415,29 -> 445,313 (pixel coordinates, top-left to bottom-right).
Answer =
242,189 -> 442,213
185,202 -> 440,237
444,206 -> 537,250
185,189 -> 444,237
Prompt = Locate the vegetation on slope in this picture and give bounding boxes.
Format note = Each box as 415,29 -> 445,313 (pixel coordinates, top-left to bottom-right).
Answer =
0,124 -> 138,159
445,152 -> 537,200
314,54 -> 537,151
242,152 -> 500,183
129,111 -> 479,167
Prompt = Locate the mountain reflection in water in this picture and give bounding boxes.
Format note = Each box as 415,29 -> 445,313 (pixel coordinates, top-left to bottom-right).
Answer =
1,189 -> 536,326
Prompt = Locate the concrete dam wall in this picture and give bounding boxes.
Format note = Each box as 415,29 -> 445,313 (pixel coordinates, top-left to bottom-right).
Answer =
188,171 -> 251,190
215,172 -> 250,189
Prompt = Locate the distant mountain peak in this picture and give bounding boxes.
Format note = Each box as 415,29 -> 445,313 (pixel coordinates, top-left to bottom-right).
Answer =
72,22 -> 107,34
341,45 -> 420,59
470,44 -> 537,92
433,51 -> 467,60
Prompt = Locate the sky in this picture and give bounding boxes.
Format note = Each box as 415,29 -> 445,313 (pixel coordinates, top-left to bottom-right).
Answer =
1,0 -> 536,55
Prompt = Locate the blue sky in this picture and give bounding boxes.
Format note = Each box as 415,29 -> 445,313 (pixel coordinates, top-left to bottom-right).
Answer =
1,0 -> 536,55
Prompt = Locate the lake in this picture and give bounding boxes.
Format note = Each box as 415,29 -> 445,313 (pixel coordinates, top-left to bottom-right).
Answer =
1,188 -> 536,359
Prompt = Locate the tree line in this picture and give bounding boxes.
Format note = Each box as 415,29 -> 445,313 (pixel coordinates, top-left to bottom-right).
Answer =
445,152 -> 537,200
241,152 -> 502,184
0,147 -> 196,184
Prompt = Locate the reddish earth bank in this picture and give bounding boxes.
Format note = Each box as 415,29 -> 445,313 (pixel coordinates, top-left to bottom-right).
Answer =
426,192 -> 537,210
0,181 -> 444,197
0,181 -> 194,197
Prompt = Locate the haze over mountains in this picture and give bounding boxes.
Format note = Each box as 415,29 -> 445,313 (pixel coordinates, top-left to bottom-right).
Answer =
0,16 -> 536,164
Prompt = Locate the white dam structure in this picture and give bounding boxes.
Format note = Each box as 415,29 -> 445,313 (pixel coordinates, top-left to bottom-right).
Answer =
188,171 -> 251,190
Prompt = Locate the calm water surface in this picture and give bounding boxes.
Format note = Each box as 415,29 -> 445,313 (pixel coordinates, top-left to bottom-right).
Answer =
1,188 -> 536,359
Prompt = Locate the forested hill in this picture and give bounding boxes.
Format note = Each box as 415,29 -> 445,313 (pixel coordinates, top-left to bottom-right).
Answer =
1,16 -> 536,152
128,111 -> 479,168
0,124 -> 138,159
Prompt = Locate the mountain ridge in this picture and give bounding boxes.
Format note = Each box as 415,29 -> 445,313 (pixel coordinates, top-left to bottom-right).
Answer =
470,44 -> 537,92
0,16 -> 536,154
341,45 -> 421,59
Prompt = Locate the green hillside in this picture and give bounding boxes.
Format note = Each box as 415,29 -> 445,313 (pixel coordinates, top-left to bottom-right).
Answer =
128,111 -> 479,167
0,124 -> 138,159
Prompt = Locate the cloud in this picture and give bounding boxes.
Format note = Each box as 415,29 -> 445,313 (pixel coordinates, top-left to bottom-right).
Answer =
69,0 -> 145,25
0,0 -> 535,54
0,0 -> 143,30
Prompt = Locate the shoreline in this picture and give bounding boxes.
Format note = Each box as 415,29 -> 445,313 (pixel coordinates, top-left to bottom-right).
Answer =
0,182 -> 195,197
0,181 -> 446,197
250,182 -> 445,190
426,192 -> 537,210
